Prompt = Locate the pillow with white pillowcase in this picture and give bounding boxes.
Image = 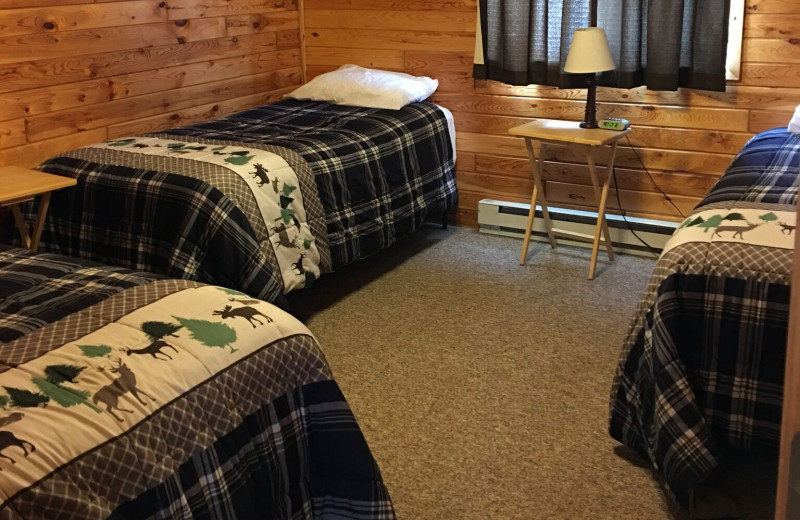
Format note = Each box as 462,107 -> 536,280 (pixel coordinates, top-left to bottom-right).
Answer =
286,64 -> 438,110
789,105 -> 800,135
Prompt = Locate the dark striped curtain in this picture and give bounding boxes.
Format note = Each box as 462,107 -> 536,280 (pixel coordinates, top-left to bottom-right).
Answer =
473,0 -> 591,88
473,0 -> 731,92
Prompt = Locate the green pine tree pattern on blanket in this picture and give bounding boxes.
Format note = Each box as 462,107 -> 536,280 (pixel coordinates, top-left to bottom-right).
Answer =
38,364 -> 100,412
94,135 -> 321,291
0,288 -> 282,468
0,364 -> 101,414
79,345 -> 113,358
216,287 -> 248,297
141,321 -> 182,341
3,387 -> 48,408
33,375 -> 101,413
175,317 -> 239,353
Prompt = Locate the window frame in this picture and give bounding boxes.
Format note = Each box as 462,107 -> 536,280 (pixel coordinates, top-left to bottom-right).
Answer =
726,0 -> 745,81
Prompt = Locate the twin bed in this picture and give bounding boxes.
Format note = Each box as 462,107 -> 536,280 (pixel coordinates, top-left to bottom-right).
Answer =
27,99 -> 457,307
610,127 -> 799,506
0,244 -> 394,518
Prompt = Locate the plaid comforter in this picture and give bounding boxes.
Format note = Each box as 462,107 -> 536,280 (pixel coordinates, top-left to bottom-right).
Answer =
0,245 -> 394,519
609,128 -> 799,505
28,100 -> 456,305
162,100 -> 457,268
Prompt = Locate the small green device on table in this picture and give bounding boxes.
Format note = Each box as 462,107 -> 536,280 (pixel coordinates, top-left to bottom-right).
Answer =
598,118 -> 630,131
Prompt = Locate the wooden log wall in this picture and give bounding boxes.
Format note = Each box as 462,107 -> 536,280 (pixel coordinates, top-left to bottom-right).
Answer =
0,0 -> 303,168
305,0 -> 800,225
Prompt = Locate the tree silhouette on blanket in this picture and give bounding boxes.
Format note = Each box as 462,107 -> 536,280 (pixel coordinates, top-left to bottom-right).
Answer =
78,345 -> 113,358
175,317 -> 239,353
697,215 -> 724,233
216,150 -> 254,166
680,216 -> 703,229
141,321 -> 182,341
723,213 -> 746,222
3,387 -> 48,408
21,364 -> 102,413
33,373 -> 101,413
44,365 -> 84,385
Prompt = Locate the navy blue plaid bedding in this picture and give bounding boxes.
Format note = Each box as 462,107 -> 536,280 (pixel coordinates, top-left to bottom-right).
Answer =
700,128 -> 800,206
25,161 -> 285,305
0,246 -> 395,519
0,245 -> 164,343
163,100 -> 457,269
24,100 -> 455,305
111,380 -> 394,520
610,128 -> 799,506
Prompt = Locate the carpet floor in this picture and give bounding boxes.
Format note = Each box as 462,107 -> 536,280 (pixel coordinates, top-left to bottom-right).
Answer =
288,226 -> 776,520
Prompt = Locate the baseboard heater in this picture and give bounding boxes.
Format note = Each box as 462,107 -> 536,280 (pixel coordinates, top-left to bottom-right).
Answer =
477,199 -> 678,257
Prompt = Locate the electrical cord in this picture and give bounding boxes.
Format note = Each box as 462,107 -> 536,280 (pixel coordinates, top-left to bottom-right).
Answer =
624,135 -> 686,220
607,135 -> 688,257
611,167 -> 661,257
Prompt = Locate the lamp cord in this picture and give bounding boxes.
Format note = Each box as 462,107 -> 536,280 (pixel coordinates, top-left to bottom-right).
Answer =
624,135 -> 686,220
607,135 -> 688,257
611,168 -> 661,257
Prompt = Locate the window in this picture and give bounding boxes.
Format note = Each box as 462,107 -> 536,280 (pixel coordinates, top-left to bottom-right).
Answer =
726,0 -> 745,81
474,0 -> 733,92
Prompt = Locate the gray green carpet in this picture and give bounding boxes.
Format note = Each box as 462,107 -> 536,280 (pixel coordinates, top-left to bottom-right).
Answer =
288,226 -> 775,519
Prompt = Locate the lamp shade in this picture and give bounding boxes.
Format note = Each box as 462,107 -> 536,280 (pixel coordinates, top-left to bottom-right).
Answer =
563,27 -> 616,74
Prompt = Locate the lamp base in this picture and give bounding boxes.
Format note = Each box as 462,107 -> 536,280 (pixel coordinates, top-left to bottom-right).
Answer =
580,75 -> 599,129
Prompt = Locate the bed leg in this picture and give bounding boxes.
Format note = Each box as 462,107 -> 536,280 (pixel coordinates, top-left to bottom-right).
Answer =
441,211 -> 448,230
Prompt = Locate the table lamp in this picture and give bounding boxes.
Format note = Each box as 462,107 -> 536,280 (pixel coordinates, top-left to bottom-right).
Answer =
564,27 -> 616,129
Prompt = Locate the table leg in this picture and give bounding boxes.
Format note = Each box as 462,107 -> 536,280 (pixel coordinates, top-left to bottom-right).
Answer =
526,139 -> 557,249
586,146 -> 615,261
520,182 -> 539,265
589,142 -> 619,280
9,204 -> 31,249
520,139 -> 546,264
30,192 -> 51,251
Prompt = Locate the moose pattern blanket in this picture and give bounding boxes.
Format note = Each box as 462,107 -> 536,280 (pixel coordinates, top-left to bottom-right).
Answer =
609,128 -> 799,505
0,246 -> 394,519
88,136 -> 325,293
29,100 -> 456,305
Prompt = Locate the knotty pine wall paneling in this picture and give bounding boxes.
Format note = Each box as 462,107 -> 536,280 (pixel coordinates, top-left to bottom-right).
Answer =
0,0 -> 303,168
304,0 -> 800,226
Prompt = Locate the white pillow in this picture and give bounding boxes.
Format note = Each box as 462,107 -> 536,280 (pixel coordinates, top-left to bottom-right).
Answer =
789,105 -> 800,135
286,64 -> 438,110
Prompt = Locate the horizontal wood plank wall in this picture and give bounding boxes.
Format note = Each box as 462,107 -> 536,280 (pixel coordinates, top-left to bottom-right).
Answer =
0,0 -> 303,168
305,0 -> 800,226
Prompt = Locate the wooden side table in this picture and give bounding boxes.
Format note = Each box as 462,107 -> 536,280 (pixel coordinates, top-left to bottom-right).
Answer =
0,166 -> 77,251
509,119 -> 631,279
